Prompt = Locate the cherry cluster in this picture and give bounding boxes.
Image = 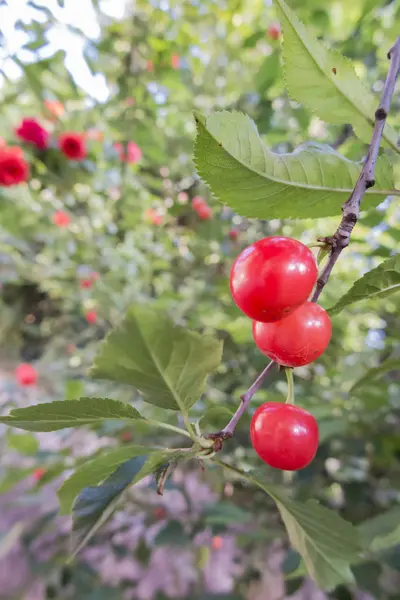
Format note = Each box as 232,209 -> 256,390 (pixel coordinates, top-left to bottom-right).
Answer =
230,237 -> 332,471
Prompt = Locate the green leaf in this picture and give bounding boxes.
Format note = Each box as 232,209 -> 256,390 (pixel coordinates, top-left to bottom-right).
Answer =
6,432 -> 39,455
71,450 -> 187,555
218,462 -> 362,590
91,305 -> 223,411
200,406 -> 234,429
58,445 -> 154,515
0,397 -> 143,432
193,111 -> 397,220
329,255 -> 400,315
359,506 -> 400,551
154,520 -> 190,546
203,502 -> 252,526
65,379 -> 84,401
256,52 -> 280,93
274,0 -> 399,152
350,358 -> 400,393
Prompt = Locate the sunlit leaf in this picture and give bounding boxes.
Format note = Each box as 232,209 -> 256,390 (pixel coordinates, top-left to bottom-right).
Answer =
194,111 -> 397,220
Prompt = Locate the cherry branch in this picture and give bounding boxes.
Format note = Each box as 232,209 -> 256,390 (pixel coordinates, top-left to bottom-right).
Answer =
311,35 -> 400,302
208,360 -> 275,442
207,36 -> 400,446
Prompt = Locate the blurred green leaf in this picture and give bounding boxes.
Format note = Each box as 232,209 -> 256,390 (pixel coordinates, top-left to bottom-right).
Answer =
203,502 -> 252,526
329,255 -> 400,315
6,432 -> 39,455
65,379 -> 84,401
351,358 -> 400,392
275,0 -> 399,151
194,111 -> 396,220
154,520 -> 190,546
91,305 -> 223,411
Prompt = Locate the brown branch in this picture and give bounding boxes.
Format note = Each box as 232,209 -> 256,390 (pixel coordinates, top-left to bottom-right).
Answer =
312,35 -> 400,302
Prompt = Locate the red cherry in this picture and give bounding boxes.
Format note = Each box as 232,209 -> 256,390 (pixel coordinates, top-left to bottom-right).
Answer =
196,204 -> 212,220
85,310 -> 97,324
121,431 -> 132,442
267,22 -> 281,40
229,229 -> 239,241
253,302 -> 331,367
33,468 -> 46,481
52,211 -> 70,228
250,402 -> 318,470
191,196 -> 206,210
230,237 -> 318,323
15,363 -> 38,386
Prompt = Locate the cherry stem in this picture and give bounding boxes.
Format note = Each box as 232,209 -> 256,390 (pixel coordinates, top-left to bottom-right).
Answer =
311,36 -> 400,302
285,368 -> 295,404
218,360 -> 275,437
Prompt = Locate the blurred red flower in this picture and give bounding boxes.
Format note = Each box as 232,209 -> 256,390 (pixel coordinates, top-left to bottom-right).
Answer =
114,141 -> 142,164
0,147 -> 29,187
15,363 -> 38,386
85,310 -> 97,324
58,132 -> 87,160
52,211 -> 70,228
44,99 -> 65,119
15,118 -> 49,150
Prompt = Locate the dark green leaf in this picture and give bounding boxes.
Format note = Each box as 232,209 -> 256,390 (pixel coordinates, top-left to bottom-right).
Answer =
358,506 -> 400,551
203,502 -> 252,526
154,520 -> 190,546
194,111 -> 396,220
91,305 -> 223,411
71,450 -> 186,555
0,397 -> 143,432
58,445 -> 155,515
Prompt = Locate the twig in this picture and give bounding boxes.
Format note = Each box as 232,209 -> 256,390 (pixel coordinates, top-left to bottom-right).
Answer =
208,361 -> 275,442
312,36 -> 400,302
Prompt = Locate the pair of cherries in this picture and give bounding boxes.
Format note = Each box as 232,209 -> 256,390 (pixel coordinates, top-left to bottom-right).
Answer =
230,237 -> 330,471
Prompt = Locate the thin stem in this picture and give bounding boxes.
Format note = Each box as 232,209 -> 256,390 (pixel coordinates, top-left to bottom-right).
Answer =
145,419 -> 193,439
312,36 -> 400,302
219,361 -> 275,436
285,368 -> 295,404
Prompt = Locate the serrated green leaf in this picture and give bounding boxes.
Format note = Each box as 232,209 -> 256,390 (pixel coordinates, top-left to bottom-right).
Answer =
329,255 -> 400,315
194,111 -> 397,220
350,358 -> 400,393
91,305 -> 223,411
0,397 -> 143,431
217,462 -> 362,590
275,0 -> 399,152
58,445 -> 155,515
71,449 -> 188,555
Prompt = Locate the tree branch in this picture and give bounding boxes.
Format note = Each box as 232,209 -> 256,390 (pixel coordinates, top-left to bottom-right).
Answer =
207,36 -> 400,447
311,35 -> 400,302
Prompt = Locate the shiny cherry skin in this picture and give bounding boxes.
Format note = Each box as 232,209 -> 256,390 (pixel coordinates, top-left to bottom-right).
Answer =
253,301 -> 332,367
230,237 -> 318,322
250,402 -> 319,470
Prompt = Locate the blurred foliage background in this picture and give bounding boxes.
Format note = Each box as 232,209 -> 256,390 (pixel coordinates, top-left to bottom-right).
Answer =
0,0 -> 400,598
